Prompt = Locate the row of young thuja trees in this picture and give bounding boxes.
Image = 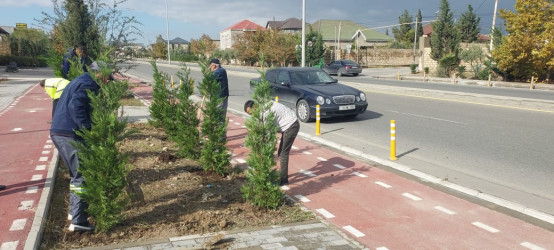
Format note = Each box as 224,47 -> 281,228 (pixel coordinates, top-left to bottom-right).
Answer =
149,60 -> 284,209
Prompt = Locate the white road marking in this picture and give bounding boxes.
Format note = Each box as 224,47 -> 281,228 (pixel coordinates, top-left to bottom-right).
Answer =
520,242 -> 545,250
388,110 -> 469,125
35,165 -> 46,171
333,164 -> 346,169
376,247 -> 390,250
353,172 -> 367,178
317,157 -> 327,161
302,151 -> 312,155
300,170 -> 316,177
291,146 -> 299,150
46,139 -> 52,143
39,156 -> 48,161
234,122 -> 240,126
18,200 -> 34,210
241,125 -> 246,128
28,110 -> 37,113
26,186 -> 38,194
434,206 -> 456,215
316,208 -> 335,218
229,119 -> 233,122
44,145 -> 52,148
236,158 -> 246,164
375,181 -> 392,188
9,219 -> 27,231
294,195 -> 310,203
41,150 -> 50,154
402,193 -> 422,201
31,174 -> 43,181
0,241 -> 19,250
10,128 -> 23,132
280,186 -> 290,191
342,225 -> 365,237
472,222 -> 500,233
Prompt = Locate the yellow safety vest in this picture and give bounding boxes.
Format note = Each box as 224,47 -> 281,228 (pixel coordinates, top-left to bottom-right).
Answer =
43,78 -> 70,100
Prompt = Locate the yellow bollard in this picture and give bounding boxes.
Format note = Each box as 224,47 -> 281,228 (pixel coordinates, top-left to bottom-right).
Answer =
390,120 -> 397,161
453,73 -> 457,84
275,96 -> 279,103
190,79 -> 194,91
423,71 -> 426,82
179,79 -> 182,88
397,71 -> 401,80
171,75 -> 174,89
316,105 -> 321,136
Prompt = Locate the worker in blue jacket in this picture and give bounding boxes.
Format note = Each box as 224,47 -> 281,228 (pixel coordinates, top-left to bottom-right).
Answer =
62,45 -> 88,79
50,62 -> 104,232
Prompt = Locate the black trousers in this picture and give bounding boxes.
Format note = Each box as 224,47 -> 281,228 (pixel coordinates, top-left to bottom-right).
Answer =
52,99 -> 59,118
277,120 -> 300,182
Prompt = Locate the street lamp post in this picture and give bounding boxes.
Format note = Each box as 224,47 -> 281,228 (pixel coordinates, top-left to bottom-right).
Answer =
165,0 -> 171,65
301,0 -> 306,67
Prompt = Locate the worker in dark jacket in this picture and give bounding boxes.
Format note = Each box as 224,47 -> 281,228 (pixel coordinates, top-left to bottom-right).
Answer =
50,62 -> 102,232
62,45 -> 88,79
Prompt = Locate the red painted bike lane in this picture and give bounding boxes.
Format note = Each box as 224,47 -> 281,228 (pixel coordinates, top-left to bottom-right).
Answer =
0,84 -> 56,250
129,82 -> 554,249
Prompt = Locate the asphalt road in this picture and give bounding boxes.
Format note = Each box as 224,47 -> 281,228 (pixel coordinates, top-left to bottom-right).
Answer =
125,60 -> 554,218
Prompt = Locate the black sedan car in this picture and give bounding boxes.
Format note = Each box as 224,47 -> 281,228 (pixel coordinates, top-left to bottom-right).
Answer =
249,67 -> 368,123
322,60 -> 362,76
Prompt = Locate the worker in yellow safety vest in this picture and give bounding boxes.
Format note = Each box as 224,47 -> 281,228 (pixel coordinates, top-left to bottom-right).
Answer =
40,78 -> 71,119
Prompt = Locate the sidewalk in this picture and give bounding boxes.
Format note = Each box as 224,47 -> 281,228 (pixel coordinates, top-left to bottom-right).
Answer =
0,71 -> 58,250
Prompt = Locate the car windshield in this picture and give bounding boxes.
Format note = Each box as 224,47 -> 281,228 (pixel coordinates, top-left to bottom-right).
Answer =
290,70 -> 336,85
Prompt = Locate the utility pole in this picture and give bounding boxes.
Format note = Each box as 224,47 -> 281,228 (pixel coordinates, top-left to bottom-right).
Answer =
301,0 -> 306,67
489,0 -> 499,52
487,0 -> 498,87
337,22 -> 342,60
412,14 -> 418,64
165,0 -> 171,65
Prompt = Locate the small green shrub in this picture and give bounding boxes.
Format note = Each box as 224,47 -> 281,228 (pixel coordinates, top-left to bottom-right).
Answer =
410,64 -> 418,74
0,55 -> 48,67
424,67 -> 429,74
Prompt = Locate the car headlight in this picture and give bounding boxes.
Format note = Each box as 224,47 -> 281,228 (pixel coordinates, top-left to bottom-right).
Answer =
317,96 -> 324,105
326,98 -> 331,104
360,93 -> 366,102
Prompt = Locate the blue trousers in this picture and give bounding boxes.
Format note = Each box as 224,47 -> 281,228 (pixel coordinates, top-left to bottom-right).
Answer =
51,135 -> 89,224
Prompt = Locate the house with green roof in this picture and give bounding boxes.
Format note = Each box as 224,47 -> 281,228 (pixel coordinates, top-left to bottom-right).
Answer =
310,19 -> 392,58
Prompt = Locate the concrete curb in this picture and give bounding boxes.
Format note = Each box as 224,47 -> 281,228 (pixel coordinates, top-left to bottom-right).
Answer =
24,149 -> 59,250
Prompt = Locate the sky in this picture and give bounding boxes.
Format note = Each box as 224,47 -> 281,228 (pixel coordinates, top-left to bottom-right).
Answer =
0,0 -> 516,46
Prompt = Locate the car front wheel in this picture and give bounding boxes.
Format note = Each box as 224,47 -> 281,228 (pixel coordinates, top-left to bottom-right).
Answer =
296,99 -> 314,123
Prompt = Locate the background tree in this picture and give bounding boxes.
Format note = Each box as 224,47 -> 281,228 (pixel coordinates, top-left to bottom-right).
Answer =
39,0 -> 142,62
152,35 -> 167,59
233,30 -> 263,66
9,28 -> 51,58
392,10 -> 414,48
493,0 -> 554,82
295,27 -> 325,67
58,0 -> 101,58
459,44 -> 485,78
457,4 -> 481,44
189,34 -> 216,60
491,26 -> 503,51
430,0 -> 460,61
